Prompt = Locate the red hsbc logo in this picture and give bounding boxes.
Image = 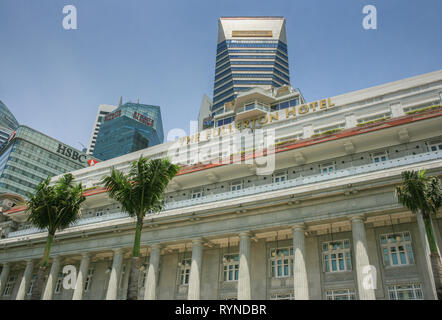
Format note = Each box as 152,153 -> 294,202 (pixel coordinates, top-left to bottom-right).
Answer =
88,159 -> 99,166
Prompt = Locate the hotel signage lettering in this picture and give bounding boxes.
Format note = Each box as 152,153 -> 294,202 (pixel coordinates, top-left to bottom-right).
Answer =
180,97 -> 335,145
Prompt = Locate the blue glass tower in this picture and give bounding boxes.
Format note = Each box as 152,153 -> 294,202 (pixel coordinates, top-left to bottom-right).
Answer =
0,100 -> 19,146
92,102 -> 164,161
212,17 -> 291,115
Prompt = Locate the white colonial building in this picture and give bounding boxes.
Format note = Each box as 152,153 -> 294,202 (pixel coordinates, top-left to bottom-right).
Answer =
0,70 -> 441,300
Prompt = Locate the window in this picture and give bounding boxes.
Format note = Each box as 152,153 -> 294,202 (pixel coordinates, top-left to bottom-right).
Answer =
179,259 -> 192,285
272,172 -> 287,183
54,272 -> 63,294
320,162 -> 335,174
231,181 -> 243,191
96,211 -> 103,217
326,289 -> 356,300
427,140 -> 442,152
387,283 -> 423,300
270,247 -> 294,278
191,190 -> 202,199
322,240 -> 352,272
270,292 -> 295,300
27,274 -> 37,296
3,276 -> 16,296
223,254 -> 240,282
84,268 -> 94,292
371,151 -> 389,163
380,232 -> 414,266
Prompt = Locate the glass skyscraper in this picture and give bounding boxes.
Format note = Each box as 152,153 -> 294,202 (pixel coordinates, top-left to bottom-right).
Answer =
0,125 -> 99,198
92,102 -> 164,161
212,17 -> 291,115
0,100 -> 19,147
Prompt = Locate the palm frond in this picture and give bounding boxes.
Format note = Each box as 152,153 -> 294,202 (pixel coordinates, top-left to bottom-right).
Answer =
102,156 -> 180,219
27,174 -> 86,234
396,170 -> 441,218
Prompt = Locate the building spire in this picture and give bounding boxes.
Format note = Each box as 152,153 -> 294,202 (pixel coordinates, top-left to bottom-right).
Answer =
117,96 -> 123,107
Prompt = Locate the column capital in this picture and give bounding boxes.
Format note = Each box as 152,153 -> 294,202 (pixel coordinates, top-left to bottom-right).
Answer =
1,261 -> 9,267
192,238 -> 203,246
51,255 -> 61,262
292,223 -> 306,232
81,252 -> 91,259
25,259 -> 33,265
112,248 -> 123,254
239,231 -> 252,238
150,243 -> 161,250
349,215 -> 366,223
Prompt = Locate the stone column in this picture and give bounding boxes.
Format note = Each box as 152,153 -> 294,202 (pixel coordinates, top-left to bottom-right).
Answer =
105,249 -> 123,300
416,210 -> 438,300
237,232 -> 251,300
188,239 -> 203,300
16,260 -> 34,300
72,253 -> 90,300
0,262 -> 10,299
144,244 -> 160,300
350,216 -> 376,300
42,255 -> 61,300
292,224 -> 309,300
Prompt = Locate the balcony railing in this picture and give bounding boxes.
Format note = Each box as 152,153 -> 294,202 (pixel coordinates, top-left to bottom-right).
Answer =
7,211 -> 130,238
164,151 -> 442,210
237,103 -> 270,114
5,150 -> 442,239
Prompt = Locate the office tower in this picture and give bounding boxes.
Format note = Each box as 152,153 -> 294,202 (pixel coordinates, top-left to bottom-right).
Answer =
198,94 -> 213,131
212,17 -> 290,115
0,100 -> 19,146
92,101 -> 164,161
87,103 -> 118,155
0,125 -> 99,198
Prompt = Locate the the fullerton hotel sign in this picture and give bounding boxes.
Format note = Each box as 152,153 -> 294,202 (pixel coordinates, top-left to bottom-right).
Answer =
179,97 -> 336,146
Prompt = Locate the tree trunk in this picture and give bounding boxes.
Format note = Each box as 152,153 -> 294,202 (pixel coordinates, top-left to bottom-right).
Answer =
430,252 -> 442,300
423,216 -> 438,254
41,233 -> 54,267
126,256 -> 141,300
30,265 -> 46,300
126,217 -> 143,300
424,216 -> 442,300
30,233 -> 54,300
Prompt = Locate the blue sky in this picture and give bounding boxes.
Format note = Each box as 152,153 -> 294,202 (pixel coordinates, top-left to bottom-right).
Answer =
0,0 -> 441,150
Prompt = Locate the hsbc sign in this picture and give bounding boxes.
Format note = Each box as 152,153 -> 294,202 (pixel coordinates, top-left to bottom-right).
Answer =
56,144 -> 99,167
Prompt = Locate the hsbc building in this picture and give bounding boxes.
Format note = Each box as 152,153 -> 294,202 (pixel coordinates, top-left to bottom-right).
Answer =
0,125 -> 99,198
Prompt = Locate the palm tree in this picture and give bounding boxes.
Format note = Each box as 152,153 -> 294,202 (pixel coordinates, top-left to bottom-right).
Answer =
396,170 -> 442,299
26,173 -> 86,300
102,156 -> 180,300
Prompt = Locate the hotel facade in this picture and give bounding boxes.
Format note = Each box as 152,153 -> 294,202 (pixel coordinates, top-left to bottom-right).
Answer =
0,18 -> 442,301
